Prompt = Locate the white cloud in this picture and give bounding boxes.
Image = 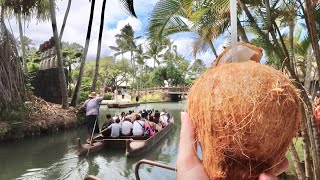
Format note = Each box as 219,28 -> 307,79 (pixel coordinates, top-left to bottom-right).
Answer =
6,0 -> 146,60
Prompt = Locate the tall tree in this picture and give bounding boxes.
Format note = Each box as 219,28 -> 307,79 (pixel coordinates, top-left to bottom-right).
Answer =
71,0 -> 96,106
91,0 -> 107,92
17,14 -> 27,72
59,0 -> 72,41
49,0 -> 69,109
145,40 -> 165,67
0,8 -> 25,108
71,0 -> 137,106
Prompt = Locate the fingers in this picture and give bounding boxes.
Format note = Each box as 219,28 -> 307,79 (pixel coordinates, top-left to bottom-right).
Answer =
258,158 -> 288,180
272,158 -> 289,176
259,173 -> 278,180
178,112 -> 197,158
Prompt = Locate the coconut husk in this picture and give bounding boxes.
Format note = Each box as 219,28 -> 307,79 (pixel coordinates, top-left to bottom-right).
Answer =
187,61 -> 300,179
213,42 -> 263,66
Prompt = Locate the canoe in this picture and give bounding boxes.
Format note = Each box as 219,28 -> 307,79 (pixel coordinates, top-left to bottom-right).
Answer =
77,118 -> 174,157
106,103 -> 140,108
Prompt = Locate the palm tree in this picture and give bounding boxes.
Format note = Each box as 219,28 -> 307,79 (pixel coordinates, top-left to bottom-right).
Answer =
145,40 -> 165,67
0,8 -> 26,108
71,0 -> 96,106
59,0 -> 72,41
49,0 -> 69,109
71,0 -> 137,106
17,14 -> 27,72
147,0 -> 231,59
91,0 -> 107,92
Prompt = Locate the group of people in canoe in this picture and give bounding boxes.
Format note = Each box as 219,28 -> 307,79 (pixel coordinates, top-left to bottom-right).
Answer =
100,109 -> 171,138
81,89 -> 171,144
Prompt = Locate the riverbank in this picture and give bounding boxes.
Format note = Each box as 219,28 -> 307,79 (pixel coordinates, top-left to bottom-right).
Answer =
0,96 -> 84,142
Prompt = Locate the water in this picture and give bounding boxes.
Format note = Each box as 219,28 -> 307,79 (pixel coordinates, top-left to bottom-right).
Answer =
0,102 -> 185,180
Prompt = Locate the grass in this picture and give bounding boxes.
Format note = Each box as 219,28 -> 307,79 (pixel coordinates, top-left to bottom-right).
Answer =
138,93 -> 165,103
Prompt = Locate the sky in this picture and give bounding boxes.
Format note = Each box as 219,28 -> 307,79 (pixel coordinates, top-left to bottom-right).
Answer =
6,0 -> 229,66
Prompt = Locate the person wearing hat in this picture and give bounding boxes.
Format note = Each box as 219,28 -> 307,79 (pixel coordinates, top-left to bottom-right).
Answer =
82,88 -> 105,144
160,111 -> 169,127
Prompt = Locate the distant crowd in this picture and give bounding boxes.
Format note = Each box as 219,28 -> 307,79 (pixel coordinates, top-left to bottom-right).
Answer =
100,109 -> 171,138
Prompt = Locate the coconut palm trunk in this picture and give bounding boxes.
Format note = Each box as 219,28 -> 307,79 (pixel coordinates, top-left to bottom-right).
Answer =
207,39 -> 218,58
304,0 -> 320,82
17,14 -> 27,72
237,17 -> 248,43
71,0 -> 96,106
59,0 -> 72,41
49,0 -> 69,109
91,0 -> 107,92
240,1 -> 320,177
304,44 -> 313,94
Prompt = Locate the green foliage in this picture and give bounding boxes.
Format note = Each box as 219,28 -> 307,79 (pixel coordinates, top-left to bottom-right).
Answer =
27,62 -> 39,72
140,93 -> 164,103
104,92 -> 113,100
149,63 -> 185,86
0,104 -> 27,122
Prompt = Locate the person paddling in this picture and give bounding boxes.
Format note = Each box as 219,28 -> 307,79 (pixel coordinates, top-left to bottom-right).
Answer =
82,88 -> 105,144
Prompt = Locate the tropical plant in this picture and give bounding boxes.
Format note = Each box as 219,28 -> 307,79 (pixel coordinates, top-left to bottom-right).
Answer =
145,40 -> 165,67
71,0 -> 137,106
59,0 -> 72,40
0,9 -> 25,108
1,0 -> 51,72
70,0 -> 96,106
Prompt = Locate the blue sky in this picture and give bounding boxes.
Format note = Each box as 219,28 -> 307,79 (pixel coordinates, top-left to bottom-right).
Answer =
8,0 -> 229,66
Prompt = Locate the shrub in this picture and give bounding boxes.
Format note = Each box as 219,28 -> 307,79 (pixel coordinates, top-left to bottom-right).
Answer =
140,93 -> 164,103
104,92 -> 112,100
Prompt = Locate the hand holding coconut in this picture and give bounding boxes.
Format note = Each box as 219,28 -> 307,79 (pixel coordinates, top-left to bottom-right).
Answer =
181,59 -> 300,179
177,112 -> 289,180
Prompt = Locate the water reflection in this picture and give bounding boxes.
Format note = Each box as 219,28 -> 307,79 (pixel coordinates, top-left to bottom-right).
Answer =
0,102 -> 184,180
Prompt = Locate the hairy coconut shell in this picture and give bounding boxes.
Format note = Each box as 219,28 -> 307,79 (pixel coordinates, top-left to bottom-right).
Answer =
187,61 -> 300,179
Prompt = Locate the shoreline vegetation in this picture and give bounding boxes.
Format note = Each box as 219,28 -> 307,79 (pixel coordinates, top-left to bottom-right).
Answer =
0,92 -> 173,142
0,95 -> 84,142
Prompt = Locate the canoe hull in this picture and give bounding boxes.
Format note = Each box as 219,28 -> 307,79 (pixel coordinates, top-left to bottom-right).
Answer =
106,103 -> 140,108
125,122 -> 174,157
77,118 -> 174,156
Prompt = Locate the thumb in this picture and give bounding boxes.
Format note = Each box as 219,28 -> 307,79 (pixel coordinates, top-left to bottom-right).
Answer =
177,112 -> 198,163
259,173 -> 278,180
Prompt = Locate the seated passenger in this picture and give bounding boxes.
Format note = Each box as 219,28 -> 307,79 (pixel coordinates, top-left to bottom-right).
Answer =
132,115 -> 145,136
121,116 -> 133,136
144,117 -> 156,136
154,112 -> 160,124
101,114 -> 113,136
160,112 -> 169,127
106,118 -> 121,138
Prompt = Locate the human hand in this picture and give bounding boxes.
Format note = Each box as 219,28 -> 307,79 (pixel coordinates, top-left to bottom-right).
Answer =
177,112 -> 288,180
177,112 -> 209,180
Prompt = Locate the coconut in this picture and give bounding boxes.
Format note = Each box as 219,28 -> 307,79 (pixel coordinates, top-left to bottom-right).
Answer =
187,61 -> 300,179
214,42 -> 263,66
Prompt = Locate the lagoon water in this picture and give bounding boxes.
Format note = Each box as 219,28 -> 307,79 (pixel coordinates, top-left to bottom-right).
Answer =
0,102 -> 185,180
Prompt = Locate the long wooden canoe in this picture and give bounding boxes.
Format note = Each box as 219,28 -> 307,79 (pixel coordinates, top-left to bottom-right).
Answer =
125,121 -> 174,157
77,118 -> 174,157
106,103 -> 140,108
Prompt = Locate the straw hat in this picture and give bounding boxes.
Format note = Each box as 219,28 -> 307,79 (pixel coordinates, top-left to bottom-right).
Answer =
88,92 -> 97,98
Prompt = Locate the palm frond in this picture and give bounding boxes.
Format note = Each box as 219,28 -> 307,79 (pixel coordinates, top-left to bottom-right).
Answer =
119,0 -> 137,18
147,0 -> 189,40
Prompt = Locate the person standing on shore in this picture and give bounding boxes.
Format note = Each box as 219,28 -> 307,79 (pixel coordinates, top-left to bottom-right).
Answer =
82,88 -> 105,144
121,88 -> 125,99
